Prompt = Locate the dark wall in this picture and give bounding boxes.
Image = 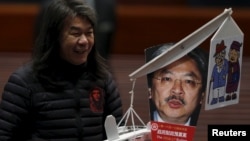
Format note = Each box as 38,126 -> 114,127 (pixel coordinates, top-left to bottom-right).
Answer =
0,1 -> 249,56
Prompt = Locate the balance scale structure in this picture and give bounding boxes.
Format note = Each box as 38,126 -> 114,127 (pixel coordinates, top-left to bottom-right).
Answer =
104,7 -> 243,141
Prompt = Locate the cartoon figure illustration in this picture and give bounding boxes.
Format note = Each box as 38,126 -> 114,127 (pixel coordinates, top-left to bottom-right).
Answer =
225,41 -> 242,101
90,87 -> 104,112
209,40 -> 228,105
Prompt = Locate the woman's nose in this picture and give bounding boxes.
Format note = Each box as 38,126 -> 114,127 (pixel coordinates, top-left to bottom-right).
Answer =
78,34 -> 88,44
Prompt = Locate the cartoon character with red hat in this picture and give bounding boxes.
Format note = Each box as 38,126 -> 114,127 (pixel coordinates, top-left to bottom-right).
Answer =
225,40 -> 242,101
209,40 -> 228,105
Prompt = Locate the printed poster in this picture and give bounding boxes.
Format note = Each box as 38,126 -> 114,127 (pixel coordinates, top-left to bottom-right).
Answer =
205,16 -> 244,110
145,44 -> 201,141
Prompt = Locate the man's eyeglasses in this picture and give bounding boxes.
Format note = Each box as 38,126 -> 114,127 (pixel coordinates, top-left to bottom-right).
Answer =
154,77 -> 201,90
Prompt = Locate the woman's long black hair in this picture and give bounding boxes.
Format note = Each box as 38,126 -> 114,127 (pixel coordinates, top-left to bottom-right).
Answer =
32,0 -> 109,90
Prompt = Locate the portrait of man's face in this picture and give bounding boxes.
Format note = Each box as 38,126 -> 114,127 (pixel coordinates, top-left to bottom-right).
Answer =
92,89 -> 101,102
151,56 -> 203,124
90,87 -> 104,113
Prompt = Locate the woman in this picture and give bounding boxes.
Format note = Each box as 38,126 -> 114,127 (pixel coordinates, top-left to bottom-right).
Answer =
0,0 -> 123,140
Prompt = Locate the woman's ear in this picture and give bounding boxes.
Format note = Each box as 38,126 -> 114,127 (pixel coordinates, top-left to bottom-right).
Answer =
148,88 -> 152,98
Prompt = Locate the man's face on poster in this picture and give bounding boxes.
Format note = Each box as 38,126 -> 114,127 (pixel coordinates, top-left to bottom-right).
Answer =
151,56 -> 203,124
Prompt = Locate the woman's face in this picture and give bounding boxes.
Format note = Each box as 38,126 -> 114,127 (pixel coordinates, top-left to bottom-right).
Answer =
60,16 -> 94,65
